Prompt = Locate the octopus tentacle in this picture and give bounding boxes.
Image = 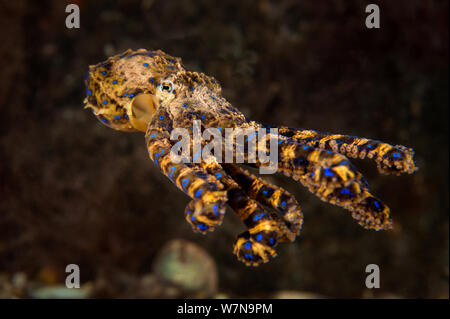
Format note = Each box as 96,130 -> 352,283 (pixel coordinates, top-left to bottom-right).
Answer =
224,126 -> 365,193
199,160 -> 294,266
277,136 -> 393,230
252,131 -> 367,192
276,126 -> 418,175
221,163 -> 303,237
300,176 -> 393,230
251,130 -> 393,230
146,115 -> 227,233
184,199 -> 226,234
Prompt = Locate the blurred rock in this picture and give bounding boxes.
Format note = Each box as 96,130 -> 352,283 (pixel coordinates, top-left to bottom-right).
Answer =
0,272 -> 28,298
153,239 -> 218,297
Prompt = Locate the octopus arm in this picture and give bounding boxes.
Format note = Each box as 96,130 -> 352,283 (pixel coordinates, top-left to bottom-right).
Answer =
145,110 -> 228,233
246,130 -> 393,230
222,163 -> 303,239
276,126 -> 418,175
200,160 -> 293,266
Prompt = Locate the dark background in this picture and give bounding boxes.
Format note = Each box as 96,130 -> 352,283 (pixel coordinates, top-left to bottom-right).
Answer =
0,0 -> 448,298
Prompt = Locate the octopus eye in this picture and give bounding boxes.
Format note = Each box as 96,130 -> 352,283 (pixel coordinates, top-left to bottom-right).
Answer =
159,80 -> 174,93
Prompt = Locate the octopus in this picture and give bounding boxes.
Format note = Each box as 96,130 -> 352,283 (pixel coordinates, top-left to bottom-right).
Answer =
84,49 -> 418,266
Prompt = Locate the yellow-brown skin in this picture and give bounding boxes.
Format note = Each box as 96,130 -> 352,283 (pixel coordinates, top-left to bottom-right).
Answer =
84,49 -> 418,266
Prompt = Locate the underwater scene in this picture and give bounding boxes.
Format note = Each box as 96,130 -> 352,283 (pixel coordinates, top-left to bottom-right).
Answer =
0,0 -> 448,299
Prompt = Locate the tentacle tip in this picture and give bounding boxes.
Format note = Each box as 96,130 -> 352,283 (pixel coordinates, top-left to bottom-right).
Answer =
350,195 -> 394,231
377,146 -> 419,175
233,234 -> 277,266
184,200 -> 226,234
282,204 -> 304,238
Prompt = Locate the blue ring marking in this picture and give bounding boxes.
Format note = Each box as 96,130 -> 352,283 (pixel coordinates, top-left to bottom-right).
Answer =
149,77 -> 155,82
244,241 -> 252,250
302,145 -> 309,150
278,140 -> 284,144
127,51 -> 158,58
114,115 -> 121,120
182,178 -> 190,188
253,213 -> 265,221
100,118 -> 108,124
149,133 -> 157,138
123,93 -> 128,97
193,150 -> 202,161
340,188 -> 351,195
310,172 -> 315,178
244,254 -> 253,260
263,190 -> 268,195
159,115 -> 164,120
197,224 -> 208,230
212,80 -> 215,84
129,94 -> 135,98
281,201 -> 286,208
367,144 -> 374,149
88,90 -> 92,96
112,80 -> 117,84
182,103 -> 188,108
154,150 -> 165,165
195,189 -> 203,198
169,59 -> 175,63
392,152 -> 402,158
323,168 -> 334,177
256,234 -> 263,242
186,210 -> 191,215
269,238 -> 275,245
210,96 -> 216,101
168,166 -> 176,178
213,205 -> 218,216
102,71 -> 106,75
246,133 -> 256,142
143,63 -> 149,67
191,215 -> 195,221
214,173 -> 222,180
190,87 -> 194,91
373,200 -> 381,209
103,100 -> 108,105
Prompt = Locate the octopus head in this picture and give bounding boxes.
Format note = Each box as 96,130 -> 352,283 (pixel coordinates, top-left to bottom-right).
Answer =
83,49 -> 183,132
